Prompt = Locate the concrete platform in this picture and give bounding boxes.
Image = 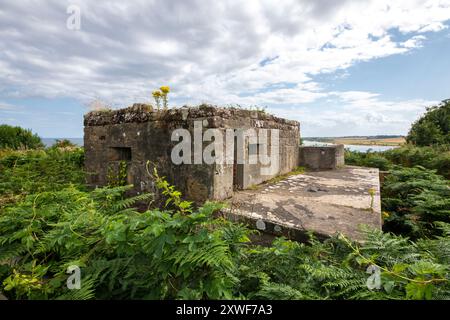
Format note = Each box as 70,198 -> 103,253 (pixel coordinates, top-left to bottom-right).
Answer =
223,166 -> 382,241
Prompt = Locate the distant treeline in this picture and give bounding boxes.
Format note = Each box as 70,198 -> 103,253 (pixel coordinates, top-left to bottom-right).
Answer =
305,135 -> 404,141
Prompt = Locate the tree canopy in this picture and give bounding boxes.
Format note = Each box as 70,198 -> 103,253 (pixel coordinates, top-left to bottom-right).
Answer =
407,100 -> 450,146
0,124 -> 43,150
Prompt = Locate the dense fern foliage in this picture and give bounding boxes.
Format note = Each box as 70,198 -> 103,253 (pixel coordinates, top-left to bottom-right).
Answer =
1,180 -> 448,299
0,150 -> 247,299
238,228 -> 450,300
0,141 -> 449,300
345,147 -> 450,239
0,148 -> 84,208
0,184 -> 245,299
382,167 -> 450,238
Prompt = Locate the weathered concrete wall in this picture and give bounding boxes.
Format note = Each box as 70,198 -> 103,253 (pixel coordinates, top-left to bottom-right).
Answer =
239,127 -> 299,189
299,145 -> 344,170
84,104 -> 300,203
84,118 -> 211,201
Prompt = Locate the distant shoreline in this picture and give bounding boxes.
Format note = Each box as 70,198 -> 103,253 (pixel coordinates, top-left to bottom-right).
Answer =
304,136 -> 406,147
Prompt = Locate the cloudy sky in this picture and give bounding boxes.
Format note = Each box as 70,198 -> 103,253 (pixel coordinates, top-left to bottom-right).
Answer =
1,0 -> 450,137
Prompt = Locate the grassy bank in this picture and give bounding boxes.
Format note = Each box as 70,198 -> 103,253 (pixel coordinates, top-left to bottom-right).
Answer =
305,136 -> 406,146
333,137 -> 405,146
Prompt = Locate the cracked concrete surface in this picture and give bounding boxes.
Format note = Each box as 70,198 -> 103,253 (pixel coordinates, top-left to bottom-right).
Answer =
224,166 -> 382,241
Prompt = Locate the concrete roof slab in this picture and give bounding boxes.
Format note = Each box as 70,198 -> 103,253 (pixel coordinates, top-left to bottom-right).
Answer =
224,166 -> 382,241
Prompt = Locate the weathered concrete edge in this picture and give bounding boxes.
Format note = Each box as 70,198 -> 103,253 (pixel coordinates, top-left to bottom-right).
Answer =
221,208 -> 337,242
221,203 -> 379,243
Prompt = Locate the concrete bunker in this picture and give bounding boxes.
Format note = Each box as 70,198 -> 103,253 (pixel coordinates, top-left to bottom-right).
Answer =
84,104 -> 300,203
84,103 -> 381,240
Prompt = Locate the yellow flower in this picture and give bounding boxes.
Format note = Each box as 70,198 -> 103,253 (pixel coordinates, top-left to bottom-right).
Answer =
160,86 -> 170,94
152,90 -> 161,98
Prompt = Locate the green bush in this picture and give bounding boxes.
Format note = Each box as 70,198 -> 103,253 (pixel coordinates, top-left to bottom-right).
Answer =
345,150 -> 392,171
406,99 -> 450,147
345,145 -> 450,179
0,124 -> 43,150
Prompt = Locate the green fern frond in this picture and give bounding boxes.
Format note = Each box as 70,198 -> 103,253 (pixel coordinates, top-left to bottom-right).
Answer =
56,277 -> 96,300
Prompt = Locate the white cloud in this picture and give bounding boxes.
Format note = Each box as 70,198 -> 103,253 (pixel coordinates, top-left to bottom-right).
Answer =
418,21 -> 448,33
402,35 -> 427,48
0,102 -> 15,110
0,0 -> 449,136
272,91 -> 437,136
